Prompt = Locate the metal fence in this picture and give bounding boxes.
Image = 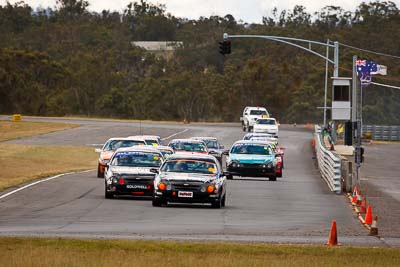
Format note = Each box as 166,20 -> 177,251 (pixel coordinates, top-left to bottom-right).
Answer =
314,126 -> 342,194
363,125 -> 400,141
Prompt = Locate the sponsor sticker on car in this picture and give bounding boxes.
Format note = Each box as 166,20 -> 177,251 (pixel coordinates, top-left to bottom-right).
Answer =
178,191 -> 193,198
126,184 -> 148,190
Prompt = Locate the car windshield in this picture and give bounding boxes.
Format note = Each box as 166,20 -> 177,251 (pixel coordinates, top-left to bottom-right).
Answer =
244,134 -> 273,140
204,140 -> 218,149
161,159 -> 217,174
169,142 -> 207,152
250,110 -> 267,115
111,151 -> 162,167
145,139 -> 159,146
256,119 -> 276,125
160,150 -> 173,158
231,144 -> 272,155
103,140 -> 145,151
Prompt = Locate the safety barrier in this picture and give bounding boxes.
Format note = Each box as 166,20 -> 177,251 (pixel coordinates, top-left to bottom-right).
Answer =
314,125 -> 342,194
363,125 -> 400,141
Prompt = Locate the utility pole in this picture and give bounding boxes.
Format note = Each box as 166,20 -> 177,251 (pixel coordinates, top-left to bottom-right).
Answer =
323,40 -> 329,126
331,41 -> 340,143
352,55 -> 362,187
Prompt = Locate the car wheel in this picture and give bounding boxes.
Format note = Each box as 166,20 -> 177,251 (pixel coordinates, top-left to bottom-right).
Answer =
269,175 -> 277,181
277,172 -> 282,178
152,198 -> 166,207
211,197 -> 222,209
247,126 -> 252,132
104,184 -> 114,199
221,194 -> 226,207
227,174 -> 233,180
97,164 -> 103,178
242,124 -> 247,132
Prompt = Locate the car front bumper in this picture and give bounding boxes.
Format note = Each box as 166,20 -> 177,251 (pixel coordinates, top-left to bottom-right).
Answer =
153,190 -> 221,204
107,183 -> 154,197
227,164 -> 275,177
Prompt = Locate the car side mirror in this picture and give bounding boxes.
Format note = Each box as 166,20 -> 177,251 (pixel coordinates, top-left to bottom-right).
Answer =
222,150 -> 229,156
150,168 -> 159,174
275,154 -> 280,158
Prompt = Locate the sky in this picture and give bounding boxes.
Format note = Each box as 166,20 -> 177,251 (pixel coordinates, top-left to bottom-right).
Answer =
2,0 -> 399,23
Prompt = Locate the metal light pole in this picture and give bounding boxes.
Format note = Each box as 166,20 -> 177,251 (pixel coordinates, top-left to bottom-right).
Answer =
323,40 -> 330,126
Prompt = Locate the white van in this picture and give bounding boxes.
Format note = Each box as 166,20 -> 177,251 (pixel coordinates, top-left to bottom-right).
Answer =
240,106 -> 269,132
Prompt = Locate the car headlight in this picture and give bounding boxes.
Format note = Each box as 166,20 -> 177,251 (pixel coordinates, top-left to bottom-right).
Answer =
158,181 -> 170,191
230,161 -> 239,168
267,162 -> 273,168
111,176 -> 118,184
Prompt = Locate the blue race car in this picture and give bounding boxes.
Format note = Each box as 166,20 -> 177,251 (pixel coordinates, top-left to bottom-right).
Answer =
225,140 -> 277,181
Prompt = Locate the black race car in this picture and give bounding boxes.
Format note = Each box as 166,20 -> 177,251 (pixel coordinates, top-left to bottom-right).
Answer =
152,154 -> 227,208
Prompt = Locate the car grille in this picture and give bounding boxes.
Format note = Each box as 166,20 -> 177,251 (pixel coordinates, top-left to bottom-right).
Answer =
171,181 -> 203,191
239,163 -> 263,168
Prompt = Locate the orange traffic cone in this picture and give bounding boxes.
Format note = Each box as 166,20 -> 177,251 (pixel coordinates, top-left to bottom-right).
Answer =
369,216 -> 378,236
311,138 -> 316,148
352,185 -> 359,196
364,206 -> 373,225
359,197 -> 367,214
356,192 -> 363,206
326,220 -> 340,246
351,194 -> 358,205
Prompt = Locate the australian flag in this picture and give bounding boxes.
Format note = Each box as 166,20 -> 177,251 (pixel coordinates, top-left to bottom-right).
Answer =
356,60 -> 387,87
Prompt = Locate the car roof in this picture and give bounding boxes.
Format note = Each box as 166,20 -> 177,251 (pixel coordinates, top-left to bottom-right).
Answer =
245,106 -> 267,111
154,145 -> 174,151
191,137 -> 218,141
257,117 -> 276,120
128,135 -> 160,140
106,137 -> 146,142
114,146 -> 163,154
169,138 -> 205,144
166,153 -> 217,161
243,133 -> 275,138
233,140 -> 273,146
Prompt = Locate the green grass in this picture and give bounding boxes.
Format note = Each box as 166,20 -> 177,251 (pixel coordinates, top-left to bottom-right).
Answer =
0,144 -> 97,191
0,237 -> 399,267
0,121 -> 79,142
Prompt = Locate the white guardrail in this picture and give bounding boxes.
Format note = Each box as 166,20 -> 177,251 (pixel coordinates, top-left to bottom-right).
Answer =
314,126 -> 342,194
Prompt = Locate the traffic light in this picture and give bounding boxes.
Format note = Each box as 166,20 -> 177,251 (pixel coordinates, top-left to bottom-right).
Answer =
360,147 -> 364,163
219,40 -> 231,55
355,146 -> 365,164
344,121 -> 352,146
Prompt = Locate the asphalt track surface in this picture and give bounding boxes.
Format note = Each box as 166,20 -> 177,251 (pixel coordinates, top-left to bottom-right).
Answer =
0,117 -> 395,246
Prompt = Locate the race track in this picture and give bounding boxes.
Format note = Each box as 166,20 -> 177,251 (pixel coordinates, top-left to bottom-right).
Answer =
0,118 -> 384,245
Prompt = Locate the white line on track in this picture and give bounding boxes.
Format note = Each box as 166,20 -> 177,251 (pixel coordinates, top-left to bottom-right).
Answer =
0,170 -> 93,200
161,128 -> 189,141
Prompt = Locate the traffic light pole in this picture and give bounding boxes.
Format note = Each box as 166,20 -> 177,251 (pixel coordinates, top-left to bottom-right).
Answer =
223,33 -> 339,127
353,55 -> 363,188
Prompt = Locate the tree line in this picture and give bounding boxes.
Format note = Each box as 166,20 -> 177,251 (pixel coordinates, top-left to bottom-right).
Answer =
1,0 -> 399,124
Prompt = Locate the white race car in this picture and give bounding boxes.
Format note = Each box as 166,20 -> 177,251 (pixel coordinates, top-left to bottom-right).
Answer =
253,118 -> 279,137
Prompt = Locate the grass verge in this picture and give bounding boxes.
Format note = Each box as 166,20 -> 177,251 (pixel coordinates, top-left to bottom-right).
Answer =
0,237 -> 399,267
0,121 -> 79,142
0,144 -> 97,191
